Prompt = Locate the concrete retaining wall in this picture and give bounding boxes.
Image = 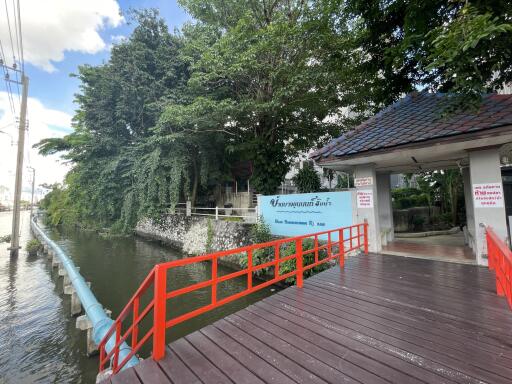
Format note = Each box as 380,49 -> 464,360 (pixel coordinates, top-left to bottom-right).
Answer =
135,214 -> 256,269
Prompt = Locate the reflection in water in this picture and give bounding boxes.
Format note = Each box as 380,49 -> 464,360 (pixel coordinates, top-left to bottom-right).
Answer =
0,212 -> 274,383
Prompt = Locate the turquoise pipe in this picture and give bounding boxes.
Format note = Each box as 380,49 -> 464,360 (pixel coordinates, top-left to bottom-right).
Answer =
30,215 -> 139,371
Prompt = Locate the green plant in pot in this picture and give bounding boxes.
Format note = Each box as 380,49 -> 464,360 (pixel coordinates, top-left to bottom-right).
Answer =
26,239 -> 42,256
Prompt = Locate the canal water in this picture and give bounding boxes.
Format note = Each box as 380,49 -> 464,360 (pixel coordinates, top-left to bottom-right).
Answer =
0,211 -> 274,383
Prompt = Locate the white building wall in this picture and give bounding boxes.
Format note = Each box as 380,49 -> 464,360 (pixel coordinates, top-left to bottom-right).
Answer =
354,164 -> 382,253
469,148 -> 508,265
377,173 -> 394,245
462,167 -> 476,251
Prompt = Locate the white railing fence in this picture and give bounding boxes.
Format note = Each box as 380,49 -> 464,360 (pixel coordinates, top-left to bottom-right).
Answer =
170,201 -> 259,223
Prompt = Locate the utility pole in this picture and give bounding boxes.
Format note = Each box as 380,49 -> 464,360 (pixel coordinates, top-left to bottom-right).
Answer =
9,74 -> 29,256
28,167 -> 35,218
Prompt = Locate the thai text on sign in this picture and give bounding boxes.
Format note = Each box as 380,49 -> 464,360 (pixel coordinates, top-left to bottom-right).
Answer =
472,183 -> 504,208
258,192 -> 353,239
354,177 -> 373,187
357,190 -> 373,208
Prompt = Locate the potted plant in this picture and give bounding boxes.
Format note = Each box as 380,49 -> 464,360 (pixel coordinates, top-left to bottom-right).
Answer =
26,239 -> 42,256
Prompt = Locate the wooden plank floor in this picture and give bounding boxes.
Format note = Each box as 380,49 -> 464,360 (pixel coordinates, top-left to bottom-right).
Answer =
107,253 -> 512,384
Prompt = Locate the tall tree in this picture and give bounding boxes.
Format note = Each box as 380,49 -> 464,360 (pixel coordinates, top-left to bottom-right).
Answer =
173,0 -> 345,194
35,10 -> 200,230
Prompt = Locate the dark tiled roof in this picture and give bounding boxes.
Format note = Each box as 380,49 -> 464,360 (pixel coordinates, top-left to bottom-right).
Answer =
312,92 -> 512,162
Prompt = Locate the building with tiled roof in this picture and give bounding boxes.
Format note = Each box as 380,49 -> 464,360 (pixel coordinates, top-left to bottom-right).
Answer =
311,92 -> 512,266
312,92 -> 512,172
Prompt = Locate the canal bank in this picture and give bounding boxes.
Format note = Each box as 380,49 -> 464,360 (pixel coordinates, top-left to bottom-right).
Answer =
135,214 -> 256,265
0,211 -> 274,383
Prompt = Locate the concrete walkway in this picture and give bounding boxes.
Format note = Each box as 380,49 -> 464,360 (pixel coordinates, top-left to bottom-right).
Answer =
383,232 -> 475,263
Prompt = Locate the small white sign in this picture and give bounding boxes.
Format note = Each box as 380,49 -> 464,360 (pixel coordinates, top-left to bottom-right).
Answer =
355,177 -> 373,187
357,189 -> 374,208
472,183 -> 504,208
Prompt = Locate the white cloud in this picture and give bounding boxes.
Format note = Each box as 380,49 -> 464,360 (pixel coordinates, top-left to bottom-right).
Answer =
0,0 -> 123,72
0,91 -> 71,202
111,34 -> 127,44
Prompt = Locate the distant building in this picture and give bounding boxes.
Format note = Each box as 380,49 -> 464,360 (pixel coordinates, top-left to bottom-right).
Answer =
390,174 -> 418,189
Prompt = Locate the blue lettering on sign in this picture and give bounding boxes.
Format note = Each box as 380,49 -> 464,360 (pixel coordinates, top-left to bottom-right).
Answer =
259,192 -> 352,240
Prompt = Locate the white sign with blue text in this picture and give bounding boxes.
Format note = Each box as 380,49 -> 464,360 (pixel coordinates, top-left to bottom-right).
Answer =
259,192 -> 353,240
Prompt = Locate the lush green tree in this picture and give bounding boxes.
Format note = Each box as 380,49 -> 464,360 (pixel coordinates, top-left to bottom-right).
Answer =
173,0 -> 347,194
35,10 -> 207,230
324,0 -> 512,110
419,169 -> 463,226
426,2 -> 512,105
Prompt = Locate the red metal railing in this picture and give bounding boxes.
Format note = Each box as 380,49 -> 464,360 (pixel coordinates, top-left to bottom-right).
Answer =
486,226 -> 512,308
98,223 -> 368,374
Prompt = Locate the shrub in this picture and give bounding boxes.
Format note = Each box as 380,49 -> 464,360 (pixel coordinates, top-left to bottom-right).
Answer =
411,216 -> 425,231
251,217 -> 272,243
0,234 -> 11,243
26,239 -> 42,255
439,212 -> 453,226
279,238 -> 330,284
392,188 -> 429,209
240,218 -> 273,276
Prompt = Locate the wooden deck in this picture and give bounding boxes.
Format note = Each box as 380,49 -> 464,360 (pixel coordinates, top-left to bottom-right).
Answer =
106,253 -> 512,384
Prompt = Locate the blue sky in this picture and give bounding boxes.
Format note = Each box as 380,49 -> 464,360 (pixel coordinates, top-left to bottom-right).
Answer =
27,0 -> 190,116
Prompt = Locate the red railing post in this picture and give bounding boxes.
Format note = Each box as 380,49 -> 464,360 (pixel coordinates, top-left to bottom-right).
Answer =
99,342 -> 106,371
113,321 -> 121,371
212,255 -> 218,305
363,221 -> 369,254
247,249 -> 253,289
152,265 -> 167,361
274,244 -> 280,279
327,232 -> 332,258
506,261 -> 511,305
497,251 -> 505,297
339,229 -> 344,270
296,239 -> 303,288
314,235 -> 319,263
486,230 -> 494,270
132,297 -> 139,349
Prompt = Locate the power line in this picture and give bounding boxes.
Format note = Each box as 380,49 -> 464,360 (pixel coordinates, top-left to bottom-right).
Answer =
0,0 -> 24,134
11,0 -> 21,99
5,77 -> 17,116
16,0 -> 23,72
0,38 -> 17,118
11,0 -> 20,64
3,0 -> 21,99
3,0 -> 16,65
